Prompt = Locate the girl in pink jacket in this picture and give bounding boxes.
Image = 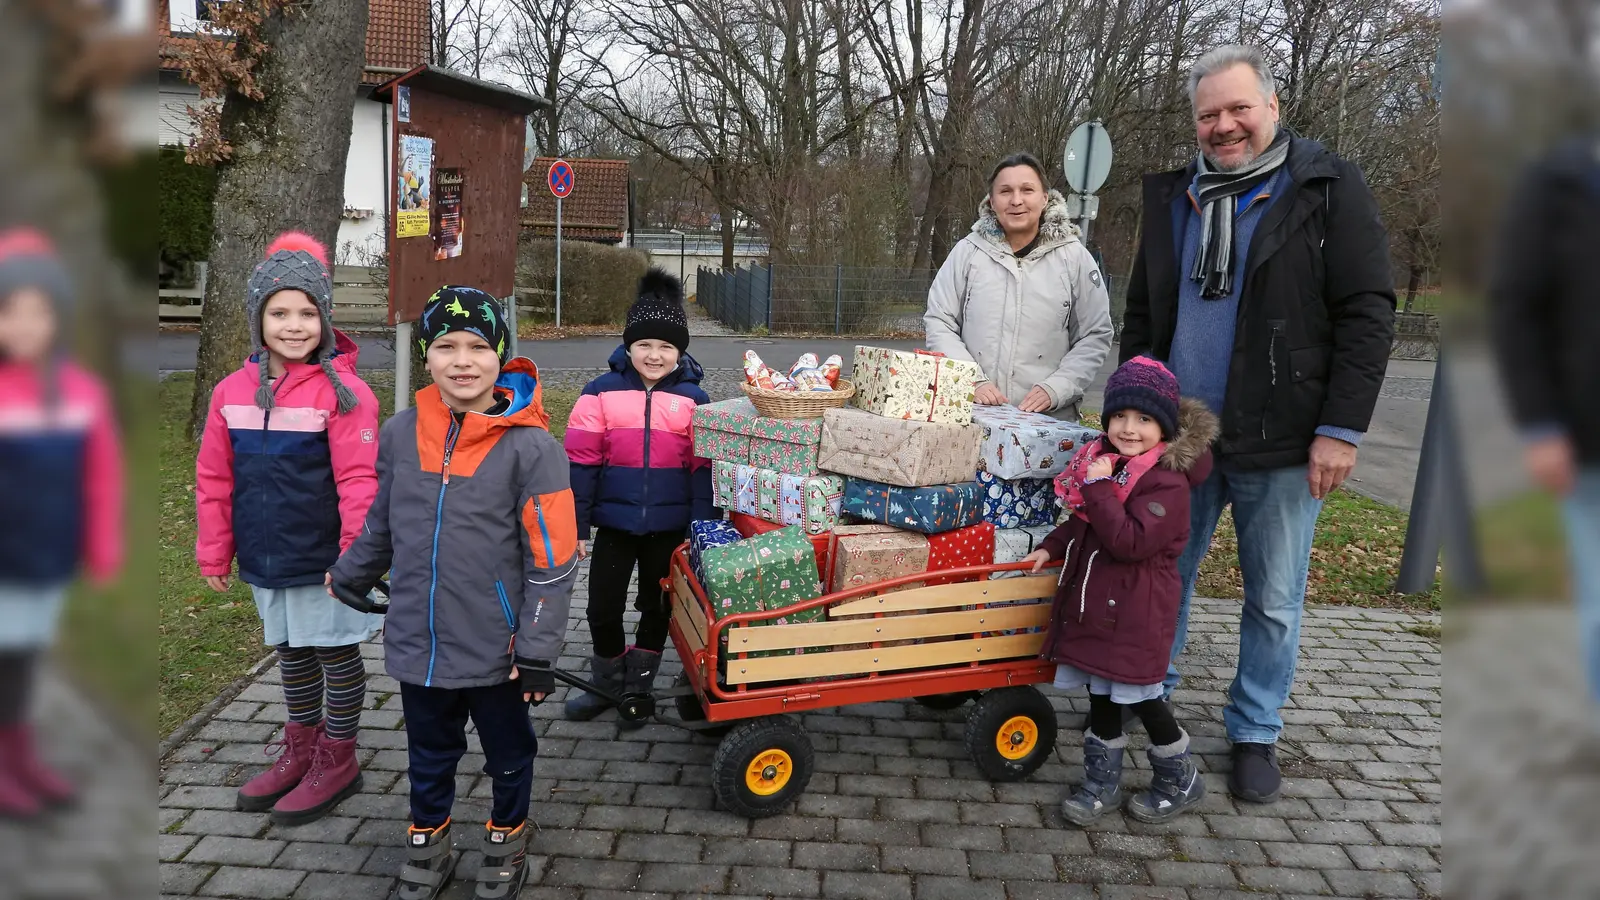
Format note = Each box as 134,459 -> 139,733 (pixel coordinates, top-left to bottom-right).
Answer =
0,228 -> 123,818
194,233 -> 381,826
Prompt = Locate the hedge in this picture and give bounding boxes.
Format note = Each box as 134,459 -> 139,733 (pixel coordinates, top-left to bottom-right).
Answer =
158,147 -> 218,264
516,236 -> 649,326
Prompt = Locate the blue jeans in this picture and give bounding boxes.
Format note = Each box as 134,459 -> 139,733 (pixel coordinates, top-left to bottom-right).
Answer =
1564,469 -> 1600,706
1167,462 -> 1323,744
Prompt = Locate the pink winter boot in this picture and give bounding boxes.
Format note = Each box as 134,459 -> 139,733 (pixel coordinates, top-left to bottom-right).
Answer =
0,727 -> 43,818
271,732 -> 362,826
236,721 -> 322,812
0,724 -> 75,808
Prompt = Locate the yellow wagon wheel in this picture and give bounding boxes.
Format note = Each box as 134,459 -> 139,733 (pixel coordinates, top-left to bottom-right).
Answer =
712,715 -> 814,818
995,715 -> 1040,760
964,686 -> 1058,781
745,749 -> 794,795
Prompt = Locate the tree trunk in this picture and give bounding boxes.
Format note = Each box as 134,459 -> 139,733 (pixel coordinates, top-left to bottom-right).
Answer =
187,0 -> 372,440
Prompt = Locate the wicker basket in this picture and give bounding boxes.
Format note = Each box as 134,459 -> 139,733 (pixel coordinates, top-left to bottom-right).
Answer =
739,379 -> 856,419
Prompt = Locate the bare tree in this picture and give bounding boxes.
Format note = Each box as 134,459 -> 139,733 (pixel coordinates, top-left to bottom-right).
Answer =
433,0 -> 506,78
500,0 -> 611,155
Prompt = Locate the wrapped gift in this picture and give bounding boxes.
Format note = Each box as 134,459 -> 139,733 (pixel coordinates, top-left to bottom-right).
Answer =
692,398 -> 825,475
688,519 -> 741,586
699,526 -> 824,624
827,525 -> 929,594
713,461 -> 760,516
978,471 -> 1059,528
992,524 -> 1061,579
971,406 -> 1099,480
728,511 -> 832,583
923,522 -> 997,586
850,346 -> 981,426
715,461 -> 842,534
817,406 -> 982,488
841,478 -> 982,535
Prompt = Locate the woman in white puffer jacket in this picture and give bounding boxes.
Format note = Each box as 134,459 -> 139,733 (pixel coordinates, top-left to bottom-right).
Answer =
925,152 -> 1114,421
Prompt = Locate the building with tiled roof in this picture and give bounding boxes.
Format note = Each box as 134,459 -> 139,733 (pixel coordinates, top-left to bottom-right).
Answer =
521,158 -> 631,245
158,0 -> 432,263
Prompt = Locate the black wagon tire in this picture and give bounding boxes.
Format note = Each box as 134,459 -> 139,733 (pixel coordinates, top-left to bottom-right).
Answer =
913,691 -> 981,710
710,715 -> 814,818
672,672 -> 733,737
963,686 -> 1058,782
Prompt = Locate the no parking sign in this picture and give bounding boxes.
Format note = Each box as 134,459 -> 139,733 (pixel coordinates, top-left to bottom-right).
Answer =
547,159 -> 574,325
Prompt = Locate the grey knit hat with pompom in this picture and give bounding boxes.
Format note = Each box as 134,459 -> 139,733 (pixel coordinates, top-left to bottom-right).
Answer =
245,231 -> 357,414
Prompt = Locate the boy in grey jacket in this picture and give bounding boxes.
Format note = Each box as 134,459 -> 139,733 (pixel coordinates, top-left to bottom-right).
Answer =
329,287 -> 580,900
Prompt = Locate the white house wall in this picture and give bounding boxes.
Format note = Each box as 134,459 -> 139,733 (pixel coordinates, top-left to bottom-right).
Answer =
158,80 -> 389,267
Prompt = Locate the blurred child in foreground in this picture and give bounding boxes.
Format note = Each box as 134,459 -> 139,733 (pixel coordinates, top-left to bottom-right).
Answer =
0,227 -> 123,816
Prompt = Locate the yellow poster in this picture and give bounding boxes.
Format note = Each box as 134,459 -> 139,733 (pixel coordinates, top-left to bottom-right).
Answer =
396,135 -> 433,238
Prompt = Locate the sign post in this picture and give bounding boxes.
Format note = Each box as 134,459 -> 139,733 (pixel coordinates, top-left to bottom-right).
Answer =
547,159 -> 575,328
1062,121 -> 1113,244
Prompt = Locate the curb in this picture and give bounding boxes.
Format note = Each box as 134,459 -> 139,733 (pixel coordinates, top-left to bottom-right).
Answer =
158,649 -> 279,761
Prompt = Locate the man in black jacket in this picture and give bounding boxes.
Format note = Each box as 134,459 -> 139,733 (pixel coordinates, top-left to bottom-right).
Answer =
1120,45 -> 1395,803
1490,137 -> 1600,722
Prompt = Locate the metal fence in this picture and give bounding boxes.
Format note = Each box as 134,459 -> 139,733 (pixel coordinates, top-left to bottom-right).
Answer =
1392,312 -> 1440,360
696,263 -> 772,332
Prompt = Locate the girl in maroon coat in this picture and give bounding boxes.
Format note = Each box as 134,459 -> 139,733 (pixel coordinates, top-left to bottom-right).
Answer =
1023,356 -> 1218,825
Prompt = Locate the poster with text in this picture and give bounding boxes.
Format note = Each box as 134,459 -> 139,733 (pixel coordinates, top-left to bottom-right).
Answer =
395,135 -> 433,238
433,168 -> 464,260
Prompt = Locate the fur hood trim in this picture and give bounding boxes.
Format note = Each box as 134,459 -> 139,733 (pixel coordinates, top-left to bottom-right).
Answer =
1159,398 -> 1219,473
972,189 -> 1081,249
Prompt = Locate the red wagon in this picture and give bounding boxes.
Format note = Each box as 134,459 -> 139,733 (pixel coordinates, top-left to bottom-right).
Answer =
662,546 -> 1065,817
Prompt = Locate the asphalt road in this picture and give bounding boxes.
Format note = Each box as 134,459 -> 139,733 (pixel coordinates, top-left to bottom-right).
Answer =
158,331 -> 1443,510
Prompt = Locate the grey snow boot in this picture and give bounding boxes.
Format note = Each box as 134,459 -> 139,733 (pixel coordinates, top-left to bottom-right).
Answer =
563,653 -> 625,721
1060,730 -> 1125,827
618,647 -> 663,731
1126,730 -> 1205,823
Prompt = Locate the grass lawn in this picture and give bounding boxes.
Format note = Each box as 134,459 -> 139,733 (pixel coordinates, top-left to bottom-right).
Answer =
1079,411 -> 1440,611
1474,489 -> 1568,600
158,372 -> 579,736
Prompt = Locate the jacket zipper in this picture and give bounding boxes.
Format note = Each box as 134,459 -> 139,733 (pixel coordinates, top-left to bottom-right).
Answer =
1263,322 -> 1283,440
424,417 -> 461,686
257,374 -> 289,578
640,387 -> 654,529
1077,549 -> 1099,622
495,580 -> 516,632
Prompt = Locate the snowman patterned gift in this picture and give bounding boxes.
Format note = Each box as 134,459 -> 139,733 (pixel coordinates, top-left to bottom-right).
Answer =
977,471 -> 1059,528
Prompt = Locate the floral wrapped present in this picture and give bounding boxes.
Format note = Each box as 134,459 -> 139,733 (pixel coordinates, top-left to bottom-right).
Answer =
971,406 -> 1100,480
850,346 -> 981,426
692,397 -> 825,476
728,511 -> 832,583
817,406 -> 982,488
827,525 -> 930,594
992,524 -> 1061,580
841,478 -> 983,535
699,525 -> 824,624
688,519 -> 741,587
978,471 -> 1059,528
923,522 -> 998,586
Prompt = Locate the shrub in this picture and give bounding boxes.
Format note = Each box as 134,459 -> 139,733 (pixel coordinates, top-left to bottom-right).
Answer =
157,147 -> 218,265
516,236 -> 649,326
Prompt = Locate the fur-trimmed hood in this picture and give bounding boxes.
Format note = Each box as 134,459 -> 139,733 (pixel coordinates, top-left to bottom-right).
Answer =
971,189 -> 1082,254
1158,397 -> 1218,481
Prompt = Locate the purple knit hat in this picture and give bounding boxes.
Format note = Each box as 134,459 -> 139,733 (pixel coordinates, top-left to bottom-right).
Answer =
1102,356 -> 1181,440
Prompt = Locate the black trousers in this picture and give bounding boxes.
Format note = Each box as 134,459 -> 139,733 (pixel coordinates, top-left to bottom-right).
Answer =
587,527 -> 680,658
401,679 -> 537,829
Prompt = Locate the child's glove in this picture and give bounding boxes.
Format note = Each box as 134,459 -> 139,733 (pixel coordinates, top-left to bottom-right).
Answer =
513,658 -> 555,700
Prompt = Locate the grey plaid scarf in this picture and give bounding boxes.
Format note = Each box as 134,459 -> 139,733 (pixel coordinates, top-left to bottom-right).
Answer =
1190,130 -> 1291,298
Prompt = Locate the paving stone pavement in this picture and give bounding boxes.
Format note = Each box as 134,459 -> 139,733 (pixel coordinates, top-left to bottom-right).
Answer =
3,670 -> 154,899
159,559 -> 1442,900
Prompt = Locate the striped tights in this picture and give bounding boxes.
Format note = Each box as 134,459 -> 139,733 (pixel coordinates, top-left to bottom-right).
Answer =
276,644 -> 366,741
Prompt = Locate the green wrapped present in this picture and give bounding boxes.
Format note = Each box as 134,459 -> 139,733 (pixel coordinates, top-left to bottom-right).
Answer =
699,525 -> 826,657
692,397 -> 825,475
